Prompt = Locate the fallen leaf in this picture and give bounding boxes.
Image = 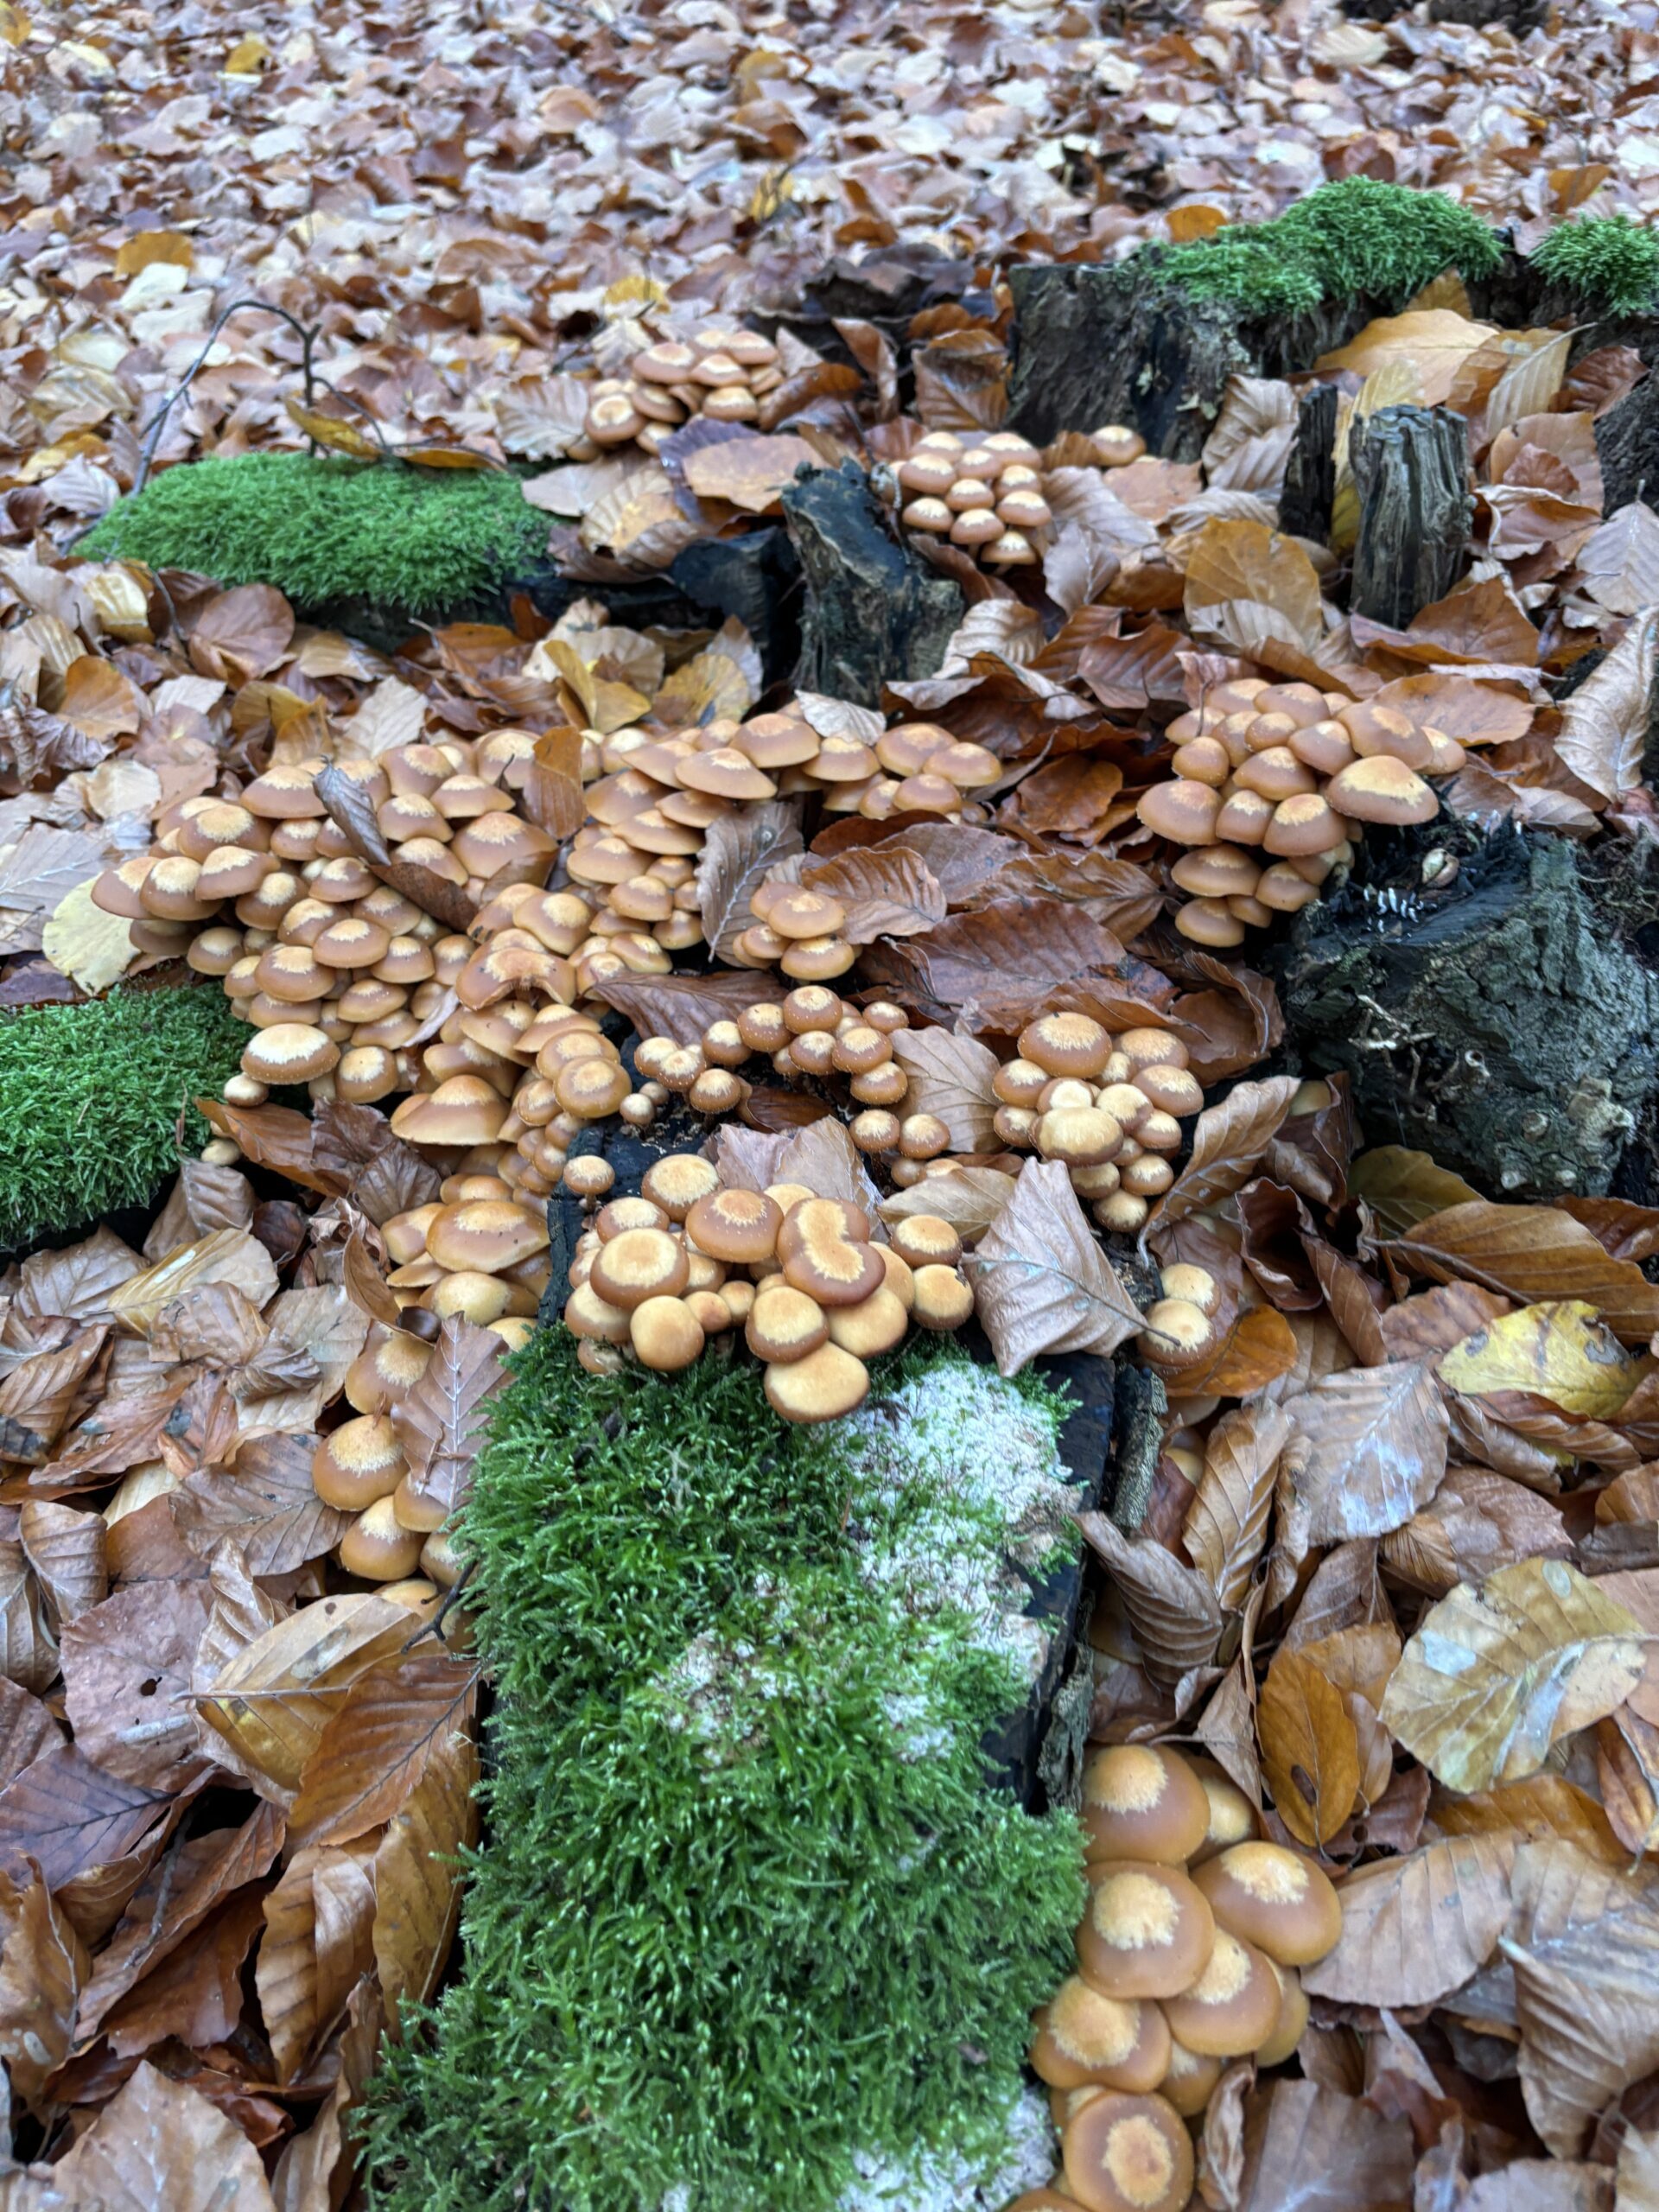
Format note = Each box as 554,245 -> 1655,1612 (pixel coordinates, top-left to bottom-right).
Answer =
966,1160 -> 1144,1376
695,802 -> 804,963
1381,1559 -> 1649,1793
1258,1644 -> 1360,1845
682,432 -> 816,512
1235,2079 -> 1414,2212
1078,1511 -> 1224,1687
886,1028 -> 1001,1153
372,1714 -> 479,2022
799,846 -> 947,942
1390,1203 -> 1659,1345
258,1835 -> 378,2084
41,878 -> 137,992
60,1580 -> 217,1790
878,1167 -> 1016,1243
0,1863 -> 89,2109
289,1649 -> 478,1852
1440,1300 -> 1648,1418
1183,1404 -> 1290,1611
0,1745 -> 167,1889
1152,1077 -> 1302,1231
1382,1465 -> 1573,1595
1303,1836 -> 1514,2006
46,2059 -> 277,2210
1556,607 -> 1658,804
1511,1880 -> 1659,2158
391,1317 -> 505,1529
1282,1358 -> 1449,1543
1317,309 -> 1498,404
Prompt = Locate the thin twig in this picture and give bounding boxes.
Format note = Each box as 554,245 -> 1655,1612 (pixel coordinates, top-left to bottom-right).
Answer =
131,298 -> 322,495
401,1560 -> 477,1650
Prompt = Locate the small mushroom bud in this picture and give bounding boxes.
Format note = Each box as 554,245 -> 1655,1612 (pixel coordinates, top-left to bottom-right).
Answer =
737,1002 -> 790,1054
1081,1745 -> 1210,1867
1077,1861 -> 1215,2001
898,1113 -> 950,1160
1092,425 -> 1147,467
888,1215 -> 963,1271
312,1415 -> 407,1510
995,1059 -> 1050,1108
950,506 -> 1001,547
787,1030 -> 837,1077
1029,1979 -> 1172,2094
1094,1191 -> 1148,1236
909,1264 -> 974,1332
586,391 -> 644,444
1062,2091 -> 1192,2212
629,1295 -> 704,1371
1174,898 -> 1246,948
687,1068 -> 749,1116
850,1109 -> 901,1153
849,1063 -> 908,1107
1171,736 -> 1230,787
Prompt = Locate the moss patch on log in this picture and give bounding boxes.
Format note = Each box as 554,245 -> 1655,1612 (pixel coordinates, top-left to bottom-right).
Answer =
360,1331 -> 1085,2212
1532,213 -> 1659,315
0,982 -> 246,1249
82,454 -> 550,623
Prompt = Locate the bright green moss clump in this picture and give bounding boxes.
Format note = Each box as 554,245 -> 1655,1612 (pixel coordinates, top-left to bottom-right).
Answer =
1147,178 -> 1505,315
82,454 -> 550,620
361,1332 -> 1085,2212
0,982 -> 246,1248
1532,213 -> 1659,315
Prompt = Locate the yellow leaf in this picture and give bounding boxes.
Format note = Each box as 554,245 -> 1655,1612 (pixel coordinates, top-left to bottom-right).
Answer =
1316,309 -> 1498,408
602,273 -> 668,318
1258,1645 -> 1361,1846
197,1593 -> 412,1798
283,397 -> 383,462
114,230 -> 194,279
401,444 -> 502,471
62,40 -> 114,75
1440,1300 -> 1649,1418
0,3 -> 29,45
41,880 -> 136,995
224,31 -> 268,70
1166,204 -> 1227,244
107,1227 -> 278,1339
83,564 -> 153,643
372,1719 -> 478,2023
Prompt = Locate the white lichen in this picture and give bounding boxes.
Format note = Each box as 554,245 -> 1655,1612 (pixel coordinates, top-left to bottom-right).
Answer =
835,2086 -> 1058,2212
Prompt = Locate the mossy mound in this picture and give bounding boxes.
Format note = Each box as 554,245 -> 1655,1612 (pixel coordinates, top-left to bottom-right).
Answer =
361,1332 -> 1086,2212
0,982 -> 247,1249
82,454 -> 550,625
1147,179 -> 1505,316
1531,213 -> 1659,315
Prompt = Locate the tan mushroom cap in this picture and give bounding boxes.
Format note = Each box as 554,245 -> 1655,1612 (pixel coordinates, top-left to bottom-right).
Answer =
1263,791 -> 1346,857
1020,1013 -> 1113,1079
736,715 -> 821,769
339,1495 -> 425,1583
888,1214 -> 963,1269
314,916 -> 393,970
1137,780 -> 1222,845
1077,1861 -> 1215,2001
910,1264 -> 975,1332
765,887 -> 847,940
426,1201 -> 549,1275
641,1154 -> 720,1221
1157,2037 -> 1224,2119
764,1341 -> 870,1423
825,1285 -> 909,1357
629,1294 -> 705,1371
590,1228 -> 690,1312
563,1281 -> 632,1345
1061,2089 -> 1192,2212
1160,1927 -> 1281,2057
779,1201 -> 884,1308
242,1023 -> 339,1085
746,1285 -> 830,1363
312,1415 -> 408,1511
1030,1978 -> 1172,2095
344,1325 -> 433,1415
243,763 -> 325,819
685,1186 -> 783,1266
1170,845 -> 1261,899
1191,1840 -> 1343,1966
1174,898 -> 1244,949
677,747 -> 777,801
390,1075 -> 506,1147
1324,754 -> 1439,825
1082,1745 -> 1210,1867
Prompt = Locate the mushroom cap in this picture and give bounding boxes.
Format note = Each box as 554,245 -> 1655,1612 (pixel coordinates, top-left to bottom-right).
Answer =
950,506 -> 1001,547
902,496 -> 953,532
1157,2037 -> 1224,2118
684,1186 -> 783,1266
1212,789 -> 1274,846
910,1265 -> 975,1331
1135,1065 -> 1204,1118
312,1415 -> 407,1511
1171,737 -> 1231,788
1160,1928 -> 1282,2056
781,984 -> 845,1034
1188,1766 -> 1261,1863
1136,780 -> 1221,845
677,747 -> 778,801
629,1294 -> 705,1371
888,1214 -> 963,1270
1234,746 -> 1317,802
779,1201 -> 884,1308
764,1341 -> 870,1423
590,1228 -> 690,1312
1263,792 -> 1345,857
1255,1961 -> 1308,2067
825,1285 -> 909,1357
563,1281 -> 632,1345
391,1077 -> 505,1147
243,763 -> 325,819
1288,719 -> 1356,776
746,1286 -> 830,1363
314,916 -> 392,970
345,1326 -> 434,1415
1077,1860 -> 1215,2001
1020,1013 -> 1113,1079
898,453 -> 960,495
640,1154 -> 721,1221
1339,700 -> 1433,771
1061,2090 -> 1192,2212
1169,844 -> 1261,899
242,1023 -> 339,1085
736,715 -> 821,769
338,1495 -> 425,1583
1255,861 -> 1322,912
425,1200 -> 549,1275
1324,754 -> 1438,825
1192,1840 -> 1343,1966
765,887 -> 847,940
1030,1978 -> 1172,2094
1038,1109 -> 1124,1170
1082,1745 -> 1210,1867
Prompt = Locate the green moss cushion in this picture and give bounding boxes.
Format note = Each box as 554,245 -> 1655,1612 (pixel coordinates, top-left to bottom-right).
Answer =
0,983 -> 247,1249
1531,213 -> 1659,315
82,454 -> 550,623
362,1333 -> 1086,2212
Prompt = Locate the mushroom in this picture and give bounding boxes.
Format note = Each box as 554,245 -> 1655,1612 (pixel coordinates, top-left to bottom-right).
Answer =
1324,754 -> 1439,825
425,1200 -> 549,1274
241,1023 -> 339,1086
1156,2037 -> 1223,2119
1061,2089 -> 1192,2212
1191,1841 -> 1343,1966
763,1340 -> 870,1423
909,1265 -> 975,1332
1081,1745 -> 1210,1867
825,1285 -> 909,1357
629,1295 -> 705,1371
779,1199 -> 884,1307
1030,1978 -> 1172,2094
745,1286 -> 830,1363
1077,1861 -> 1214,2000
684,1186 -> 782,1267
312,1415 -> 408,1510
1137,781 -> 1222,845
590,1227 -> 690,1311
338,1494 -> 426,1582
1255,1961 -> 1308,2067
1160,1928 -> 1282,2057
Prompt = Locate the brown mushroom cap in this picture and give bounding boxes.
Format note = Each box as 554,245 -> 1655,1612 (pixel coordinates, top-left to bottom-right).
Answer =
345,1325 -> 434,1414
563,1281 -> 632,1345
590,1228 -> 690,1312
426,1200 -> 549,1275
889,1214 -> 963,1270
1189,1769 -> 1260,1862
1136,781 -> 1222,846
685,1186 -> 782,1267
1255,1961 -> 1308,2067
764,1341 -> 870,1423
1038,1109 -> 1123,1170
779,1201 -> 884,1308
1173,899 -> 1245,949
1160,1928 -> 1281,2057
1020,1013 -> 1113,1079
910,1265 -> 975,1331
339,1495 -> 427,1582
1324,754 -> 1439,826
1170,845 -> 1262,899
1030,1978 -> 1173,2094
391,1076 -> 505,1147
641,1154 -> 721,1221
746,1286 -> 830,1363
1077,1861 -> 1215,2000
1061,2090 -> 1193,2212
1004,2195 -> 1090,2212
242,1023 -> 339,1085
1082,1745 -> 1210,1867
1191,1840 -> 1343,1966
312,1415 -> 408,1511
629,1295 -> 705,1371
1157,2037 -> 1224,2119
825,1285 -> 909,1357
766,887 -> 847,940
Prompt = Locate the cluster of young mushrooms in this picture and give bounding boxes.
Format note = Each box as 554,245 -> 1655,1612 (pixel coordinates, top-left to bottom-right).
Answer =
578,321 -> 785,454
1015,1743 -> 1343,2212
1140,677 -> 1451,949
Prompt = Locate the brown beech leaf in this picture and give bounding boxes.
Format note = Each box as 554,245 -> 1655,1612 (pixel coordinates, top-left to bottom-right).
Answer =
871,821 -> 1017,905
1350,1146 -> 1483,1236
270,1974 -> 380,2212
0,1745 -> 168,1890
289,1648 -> 478,1852
1236,2079 -> 1414,2212
1282,1357 -> 1450,1543
258,1834 -> 379,2085
1389,1202 -> 1659,1345
1183,1403 -> 1290,1611
1427,1777 -> 1628,1866
1303,1835 -> 1514,2006
373,1713 -> 479,2023
878,1167 -> 1016,1244
1511,1882 -> 1659,2158
887,1027 -> 1001,1153
106,1227 -> 278,1340
1381,1560 -> 1649,1793
1379,1281 -> 1514,1362
1179,1305 -> 1300,1397
861,899 -> 1128,1031
983,850 -> 1164,944
0,1329 -> 109,1463
1152,1076 -> 1302,1231
0,1863 -> 88,2109
594,969 -> 783,1046
1382,1465 -> 1573,1596
0,1677 -> 61,1793
682,431 -> 816,512
1077,1511 -> 1224,1687
100,1880 -> 268,2058
0,1541 -> 54,1694
695,801 -> 804,963
46,2059 -> 277,2211
391,1316 -> 507,1529
1196,1656 -> 1263,1808
60,1580 -> 217,1790
798,846 -> 946,942
966,1160 -> 1143,1376
1557,605 -> 1658,804
1258,1645 -> 1360,1845
173,1432 -> 353,1576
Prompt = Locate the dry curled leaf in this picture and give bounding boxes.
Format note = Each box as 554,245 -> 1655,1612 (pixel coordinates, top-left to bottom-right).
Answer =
1283,1357 -> 1450,1543
966,1160 -> 1144,1376
1183,1403 -> 1289,1611
886,1027 -> 1001,1153
1078,1510 -> 1224,1687
1440,1300 -> 1649,1419
695,802 -> 804,963
391,1317 -> 507,1529
1303,1835 -> 1514,2006
1258,1644 -> 1360,1846
1153,1077 -> 1303,1231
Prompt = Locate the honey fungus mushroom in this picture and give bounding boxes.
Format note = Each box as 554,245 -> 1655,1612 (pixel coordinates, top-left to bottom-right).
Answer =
1029,1979 -> 1172,2094
1061,2089 -> 1193,2212
1191,1840 -> 1343,1966
1160,1928 -> 1282,2057
1077,1861 -> 1215,2000
1081,1745 -> 1209,1866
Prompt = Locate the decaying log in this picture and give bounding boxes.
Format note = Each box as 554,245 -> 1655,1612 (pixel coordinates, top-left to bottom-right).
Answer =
1279,385 -> 1341,543
780,461 -> 963,706
1349,405 -> 1472,629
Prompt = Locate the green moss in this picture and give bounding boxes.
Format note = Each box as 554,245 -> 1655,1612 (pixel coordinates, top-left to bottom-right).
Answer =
1142,179 -> 1504,315
360,1334 -> 1085,2212
0,982 -> 247,1249
81,454 -> 550,621
1532,213 -> 1659,315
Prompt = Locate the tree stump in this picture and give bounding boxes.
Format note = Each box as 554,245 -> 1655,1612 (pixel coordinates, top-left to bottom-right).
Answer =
780,461 -> 963,706
1277,824 -> 1659,1202
671,526 -> 802,686
1280,385 -> 1341,543
1349,405 -> 1471,628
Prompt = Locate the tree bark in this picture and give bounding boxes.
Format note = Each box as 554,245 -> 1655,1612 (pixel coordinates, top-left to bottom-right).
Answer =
780,461 -> 963,706
1350,405 -> 1471,628
1280,385 -> 1341,543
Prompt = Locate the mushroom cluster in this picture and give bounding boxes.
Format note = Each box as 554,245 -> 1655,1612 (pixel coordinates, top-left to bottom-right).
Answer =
1017,1745 -> 1343,2212
891,429 -> 1053,569
985,1013 -> 1204,1239
579,324 -> 784,455
1137,678 -> 1452,949
641,987 -> 916,1122
557,1147 -> 976,1419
